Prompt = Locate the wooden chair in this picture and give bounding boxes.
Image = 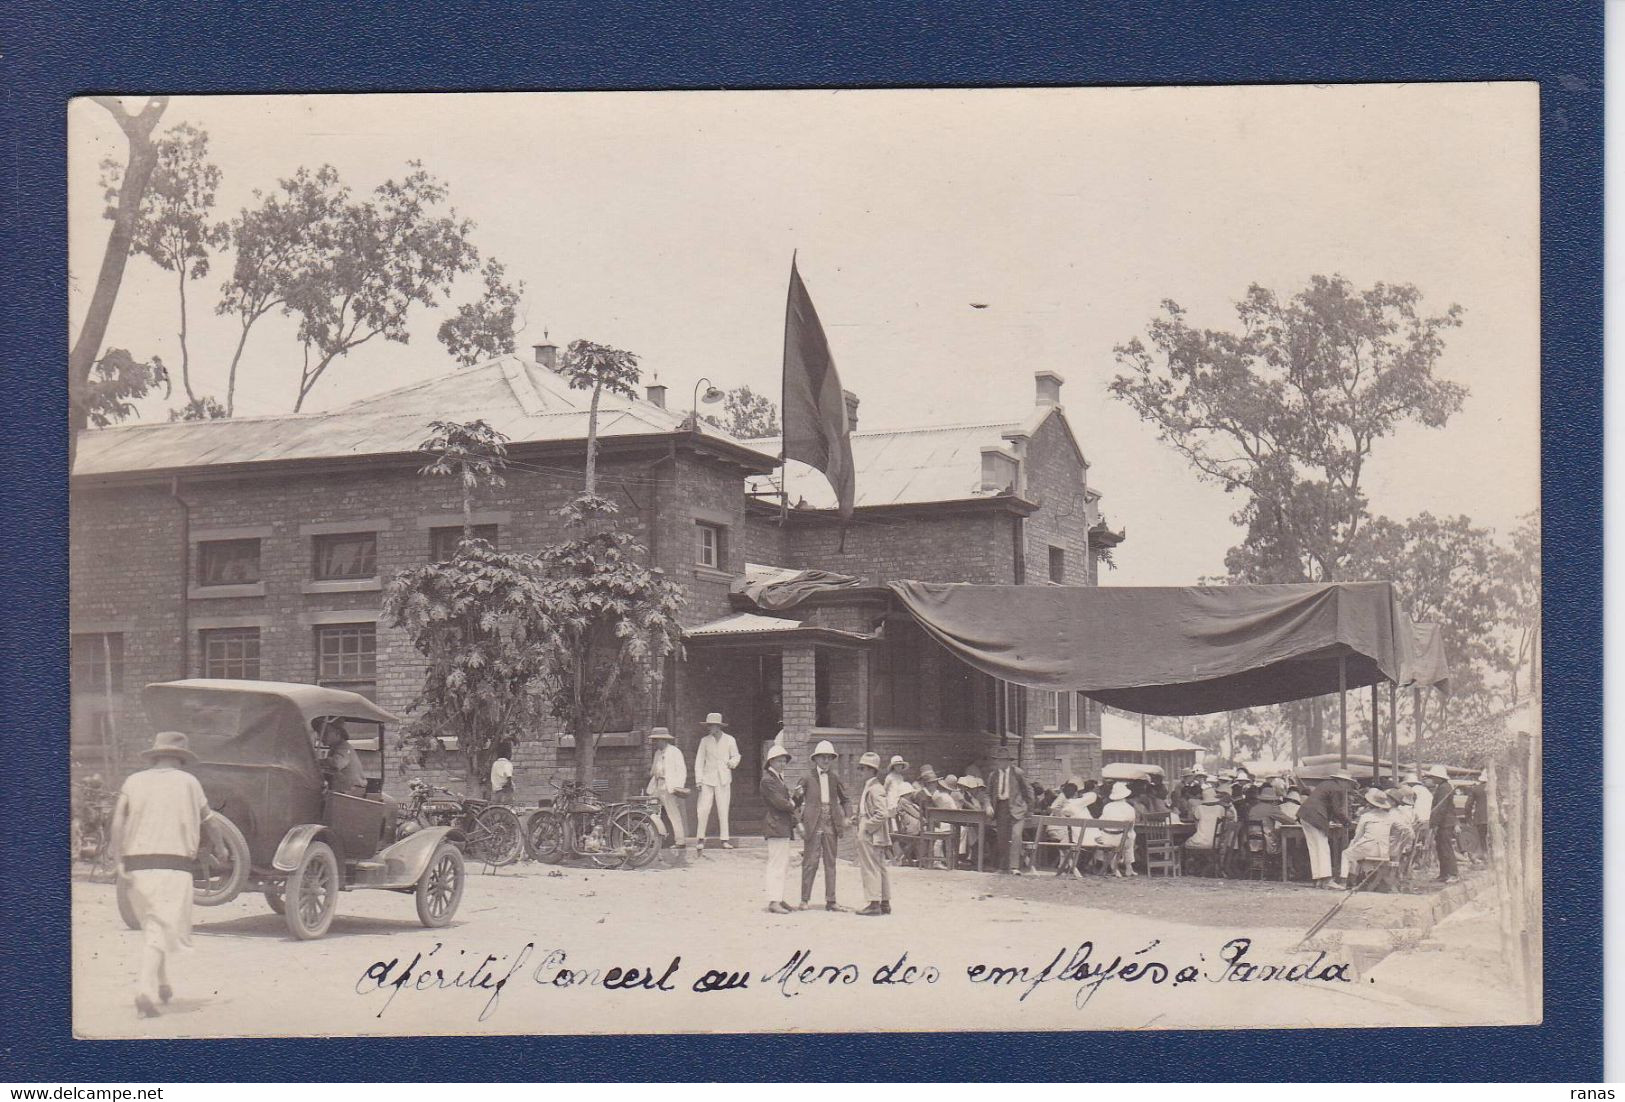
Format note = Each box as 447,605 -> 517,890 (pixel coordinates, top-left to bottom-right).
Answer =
1139,814 -> 1183,877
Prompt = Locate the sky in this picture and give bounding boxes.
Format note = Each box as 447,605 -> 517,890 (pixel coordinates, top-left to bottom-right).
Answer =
68,85 -> 1540,586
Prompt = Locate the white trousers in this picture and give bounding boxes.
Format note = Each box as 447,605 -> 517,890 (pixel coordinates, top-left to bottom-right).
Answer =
695,782 -> 732,841
657,790 -> 687,846
764,836 -> 794,903
1302,821 -> 1333,879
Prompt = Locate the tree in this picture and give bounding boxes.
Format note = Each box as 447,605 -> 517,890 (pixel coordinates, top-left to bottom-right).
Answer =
702,385 -> 780,438
558,340 -> 641,497
169,396 -> 227,422
418,419 -> 511,539
1494,512 -> 1541,705
1111,276 -> 1467,585
104,122 -> 228,409
533,496 -> 687,789
384,541 -> 553,786
70,96 -> 169,458
216,166 -> 346,416
82,349 -> 170,428
1345,511 -> 1502,704
282,162 -> 481,410
385,419 -> 527,787
438,258 -> 525,367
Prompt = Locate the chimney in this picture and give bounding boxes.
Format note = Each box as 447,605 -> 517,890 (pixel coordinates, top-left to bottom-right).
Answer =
645,383 -> 668,409
533,341 -> 558,371
1035,370 -> 1065,407
843,389 -> 860,432
980,446 -> 1018,493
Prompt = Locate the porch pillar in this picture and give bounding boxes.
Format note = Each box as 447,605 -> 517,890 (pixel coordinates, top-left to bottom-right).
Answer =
780,643 -> 818,781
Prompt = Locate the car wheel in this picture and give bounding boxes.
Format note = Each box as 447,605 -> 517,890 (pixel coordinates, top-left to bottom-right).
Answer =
115,875 -> 141,931
264,883 -> 286,914
194,814 -> 250,907
415,843 -> 464,928
525,810 -> 566,864
283,841 -> 339,940
472,806 -> 524,867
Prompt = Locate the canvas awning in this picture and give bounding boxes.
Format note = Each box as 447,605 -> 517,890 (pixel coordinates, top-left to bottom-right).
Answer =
887,580 -> 1415,717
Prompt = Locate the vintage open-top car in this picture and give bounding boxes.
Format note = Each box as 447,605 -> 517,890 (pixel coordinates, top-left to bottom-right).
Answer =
131,679 -> 466,939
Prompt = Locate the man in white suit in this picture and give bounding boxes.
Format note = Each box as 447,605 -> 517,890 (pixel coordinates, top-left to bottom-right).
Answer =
646,727 -> 689,864
693,712 -> 741,851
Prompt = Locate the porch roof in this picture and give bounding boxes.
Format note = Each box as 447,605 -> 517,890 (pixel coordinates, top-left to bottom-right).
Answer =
683,611 -> 876,649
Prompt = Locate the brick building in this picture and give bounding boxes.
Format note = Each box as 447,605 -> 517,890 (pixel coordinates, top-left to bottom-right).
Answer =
70,343 -> 1124,828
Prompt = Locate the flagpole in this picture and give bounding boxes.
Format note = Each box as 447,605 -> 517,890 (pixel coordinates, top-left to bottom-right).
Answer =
780,252 -> 794,527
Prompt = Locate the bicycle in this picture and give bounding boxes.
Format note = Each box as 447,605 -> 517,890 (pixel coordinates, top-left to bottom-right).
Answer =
524,779 -> 661,870
71,778 -> 119,881
398,779 -> 525,867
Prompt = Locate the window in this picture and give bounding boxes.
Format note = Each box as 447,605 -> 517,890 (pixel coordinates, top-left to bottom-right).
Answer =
1042,691 -> 1059,731
197,538 -> 261,586
429,524 -> 498,562
316,623 -> 377,698
313,532 -> 377,580
987,679 -> 1022,736
71,633 -> 125,694
201,627 -> 261,679
695,522 -> 724,569
1048,545 -> 1066,584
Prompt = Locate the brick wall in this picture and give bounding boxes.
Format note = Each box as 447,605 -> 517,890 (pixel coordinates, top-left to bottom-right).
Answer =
776,509 -> 1008,585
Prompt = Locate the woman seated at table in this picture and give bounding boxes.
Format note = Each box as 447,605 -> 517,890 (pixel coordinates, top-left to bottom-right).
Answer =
1080,782 -> 1138,877
1337,787 -> 1397,883
1181,786 -> 1231,875
955,775 -> 991,864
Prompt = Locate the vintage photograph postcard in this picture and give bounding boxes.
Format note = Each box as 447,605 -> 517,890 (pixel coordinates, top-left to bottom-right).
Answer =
67,85 -> 1540,1039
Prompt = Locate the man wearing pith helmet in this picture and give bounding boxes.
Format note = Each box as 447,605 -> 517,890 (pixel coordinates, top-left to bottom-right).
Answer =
854,751 -> 894,916
797,740 -> 851,911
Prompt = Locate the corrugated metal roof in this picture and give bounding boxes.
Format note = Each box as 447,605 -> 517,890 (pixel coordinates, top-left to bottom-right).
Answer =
685,612 -> 807,636
744,421 -> 1026,509
73,354 -> 770,477
1099,711 -> 1206,754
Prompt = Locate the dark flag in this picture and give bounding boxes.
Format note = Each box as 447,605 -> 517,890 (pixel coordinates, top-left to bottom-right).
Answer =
781,257 -> 855,520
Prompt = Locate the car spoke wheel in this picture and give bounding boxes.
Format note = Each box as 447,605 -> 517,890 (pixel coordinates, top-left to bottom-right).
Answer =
194,814 -> 250,906
525,810 -> 565,864
415,843 -> 465,928
284,841 -> 339,940
614,812 -> 662,870
471,806 -> 523,867
115,875 -> 141,931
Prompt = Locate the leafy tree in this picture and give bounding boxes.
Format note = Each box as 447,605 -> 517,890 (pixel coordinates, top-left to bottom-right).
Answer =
438,258 -> 525,367
558,340 -> 641,497
70,96 -> 169,459
533,496 -> 687,789
169,396 -> 228,422
384,541 -> 553,785
216,166 -> 345,416
1345,511 -> 1501,705
103,122 -> 228,409
282,162 -> 481,411
418,418 -> 511,539
703,385 -> 781,438
82,348 -> 170,428
385,420 -> 526,786
1111,275 -> 1467,585
1494,512 -> 1541,705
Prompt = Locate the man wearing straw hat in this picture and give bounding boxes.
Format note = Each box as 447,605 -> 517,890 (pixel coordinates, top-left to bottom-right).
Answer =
987,743 -> 1033,875
1299,770 -> 1357,889
1426,764 -> 1461,884
110,730 -> 215,1018
798,740 -> 851,910
645,727 -> 689,864
855,752 -> 894,916
760,742 -> 798,913
692,712 -> 741,851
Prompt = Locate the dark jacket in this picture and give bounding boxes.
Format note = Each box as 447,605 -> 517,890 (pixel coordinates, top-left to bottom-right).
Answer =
798,768 -> 850,838
761,766 -> 797,839
1429,780 -> 1457,828
1298,780 -> 1351,832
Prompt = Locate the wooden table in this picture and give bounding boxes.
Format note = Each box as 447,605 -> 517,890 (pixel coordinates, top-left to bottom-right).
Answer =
924,807 -> 989,872
1276,822 -> 1349,881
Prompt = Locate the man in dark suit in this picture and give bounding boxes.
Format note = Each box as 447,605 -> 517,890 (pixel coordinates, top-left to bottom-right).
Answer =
760,742 -> 797,914
798,740 -> 851,911
987,743 -> 1034,874
1426,764 -> 1461,883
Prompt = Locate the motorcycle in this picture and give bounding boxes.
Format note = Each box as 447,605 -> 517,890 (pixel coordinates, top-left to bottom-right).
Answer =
397,779 -> 525,867
524,779 -> 661,869
71,777 -> 118,881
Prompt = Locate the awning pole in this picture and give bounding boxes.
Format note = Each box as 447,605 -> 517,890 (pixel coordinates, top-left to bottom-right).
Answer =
1388,681 -> 1398,787
1370,681 -> 1380,785
1140,713 -> 1147,765
1413,686 -> 1423,775
1338,655 -> 1348,770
